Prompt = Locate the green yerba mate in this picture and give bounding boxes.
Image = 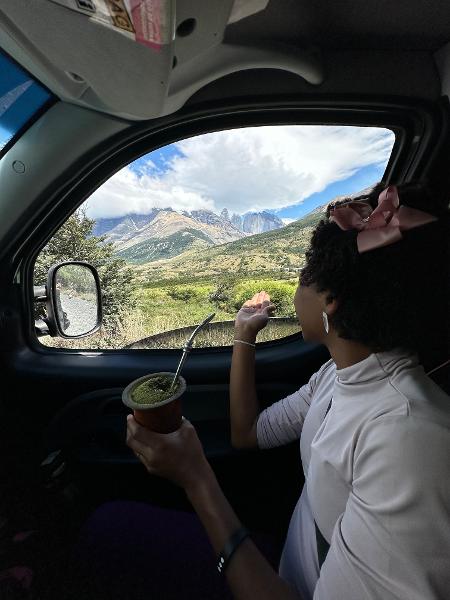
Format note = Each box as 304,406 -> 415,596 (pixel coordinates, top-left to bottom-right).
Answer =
131,375 -> 180,406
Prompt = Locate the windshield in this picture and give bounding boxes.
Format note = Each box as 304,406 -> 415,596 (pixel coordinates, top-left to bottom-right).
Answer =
0,51 -> 53,154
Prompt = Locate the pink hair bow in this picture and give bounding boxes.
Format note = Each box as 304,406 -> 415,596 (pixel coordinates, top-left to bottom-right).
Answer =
329,185 -> 437,253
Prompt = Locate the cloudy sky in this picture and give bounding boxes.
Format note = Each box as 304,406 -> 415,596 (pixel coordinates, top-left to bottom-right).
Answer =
86,125 -> 395,220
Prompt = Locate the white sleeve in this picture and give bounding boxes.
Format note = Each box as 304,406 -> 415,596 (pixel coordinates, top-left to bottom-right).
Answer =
256,360 -> 332,450
313,415 -> 450,600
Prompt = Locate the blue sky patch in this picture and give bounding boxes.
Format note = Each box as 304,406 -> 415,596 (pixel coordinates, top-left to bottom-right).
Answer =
0,52 -> 53,150
275,164 -> 385,219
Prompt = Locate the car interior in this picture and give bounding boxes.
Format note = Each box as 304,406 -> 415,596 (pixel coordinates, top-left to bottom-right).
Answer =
0,1 -> 450,598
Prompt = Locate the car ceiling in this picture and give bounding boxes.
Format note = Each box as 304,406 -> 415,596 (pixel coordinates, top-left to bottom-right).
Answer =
226,0 -> 450,51
1,1 -> 450,121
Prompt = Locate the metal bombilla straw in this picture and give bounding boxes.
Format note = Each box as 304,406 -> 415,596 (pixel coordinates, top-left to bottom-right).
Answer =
169,312 -> 216,391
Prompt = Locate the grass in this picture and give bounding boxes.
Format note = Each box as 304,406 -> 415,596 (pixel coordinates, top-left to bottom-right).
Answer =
135,275 -> 297,334
138,284 -> 227,326
41,274 -> 301,350
127,318 -> 301,349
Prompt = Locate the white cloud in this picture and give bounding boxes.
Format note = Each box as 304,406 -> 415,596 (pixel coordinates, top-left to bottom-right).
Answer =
86,166 -> 215,219
86,125 -> 394,219
282,218 -> 295,225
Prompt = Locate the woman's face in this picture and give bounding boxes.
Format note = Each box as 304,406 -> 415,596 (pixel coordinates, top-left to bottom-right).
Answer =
294,282 -> 328,342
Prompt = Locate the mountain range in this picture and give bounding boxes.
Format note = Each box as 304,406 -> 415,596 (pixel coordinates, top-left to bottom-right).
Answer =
131,186 -> 376,281
93,184 -> 375,267
134,210 -> 324,283
93,207 -> 285,264
220,208 -> 284,233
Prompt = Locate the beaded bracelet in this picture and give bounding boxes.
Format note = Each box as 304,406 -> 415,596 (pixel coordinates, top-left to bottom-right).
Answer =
217,526 -> 250,574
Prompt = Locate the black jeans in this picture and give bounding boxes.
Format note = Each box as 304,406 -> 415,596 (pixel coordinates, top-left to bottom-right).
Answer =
67,501 -> 283,600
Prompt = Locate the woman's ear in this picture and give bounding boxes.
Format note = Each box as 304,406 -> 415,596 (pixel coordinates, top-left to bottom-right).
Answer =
323,292 -> 338,317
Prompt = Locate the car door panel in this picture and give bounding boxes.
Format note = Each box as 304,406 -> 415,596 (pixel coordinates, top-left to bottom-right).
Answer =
4,339 -> 328,536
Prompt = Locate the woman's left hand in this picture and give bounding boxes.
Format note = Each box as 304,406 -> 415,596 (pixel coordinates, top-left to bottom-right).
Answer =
126,415 -> 212,491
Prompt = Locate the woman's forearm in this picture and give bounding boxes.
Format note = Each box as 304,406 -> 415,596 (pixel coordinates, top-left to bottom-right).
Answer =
230,327 -> 260,447
186,467 -> 302,600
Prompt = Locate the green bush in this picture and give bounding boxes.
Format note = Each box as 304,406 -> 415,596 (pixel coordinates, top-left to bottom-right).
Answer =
167,285 -> 201,301
232,279 -> 297,317
208,274 -> 239,307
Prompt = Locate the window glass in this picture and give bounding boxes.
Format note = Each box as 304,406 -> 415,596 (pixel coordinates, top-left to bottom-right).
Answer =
0,51 -> 53,153
35,125 -> 395,350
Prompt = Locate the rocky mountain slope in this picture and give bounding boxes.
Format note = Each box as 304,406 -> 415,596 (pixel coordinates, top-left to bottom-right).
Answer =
94,207 -> 285,264
134,210 -> 324,282
220,208 -> 284,233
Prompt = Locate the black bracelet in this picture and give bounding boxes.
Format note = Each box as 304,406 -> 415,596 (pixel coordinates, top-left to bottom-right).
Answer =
217,526 -> 250,574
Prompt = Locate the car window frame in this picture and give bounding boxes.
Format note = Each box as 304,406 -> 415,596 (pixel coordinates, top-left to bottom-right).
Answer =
33,122 -> 398,352
20,98 -> 443,356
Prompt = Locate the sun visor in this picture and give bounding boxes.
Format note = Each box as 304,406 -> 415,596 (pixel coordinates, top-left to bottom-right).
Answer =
0,0 -> 323,120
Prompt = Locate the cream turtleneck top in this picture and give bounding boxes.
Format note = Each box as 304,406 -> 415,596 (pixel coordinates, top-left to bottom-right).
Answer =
256,350 -> 450,600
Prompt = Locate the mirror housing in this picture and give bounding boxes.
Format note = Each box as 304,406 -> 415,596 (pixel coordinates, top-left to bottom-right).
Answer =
37,261 -> 102,339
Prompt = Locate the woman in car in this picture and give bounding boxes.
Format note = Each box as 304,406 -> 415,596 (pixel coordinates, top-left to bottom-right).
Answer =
77,182 -> 450,600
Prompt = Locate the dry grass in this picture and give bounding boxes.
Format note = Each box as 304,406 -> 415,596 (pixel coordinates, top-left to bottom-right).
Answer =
127,319 -> 300,349
40,315 -> 300,350
40,309 -> 149,350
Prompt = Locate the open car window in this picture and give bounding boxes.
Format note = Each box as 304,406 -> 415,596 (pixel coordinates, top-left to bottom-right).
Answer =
0,51 -> 54,155
35,124 -> 395,351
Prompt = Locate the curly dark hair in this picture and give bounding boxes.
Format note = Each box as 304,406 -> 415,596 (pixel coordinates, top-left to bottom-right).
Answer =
300,182 -> 450,370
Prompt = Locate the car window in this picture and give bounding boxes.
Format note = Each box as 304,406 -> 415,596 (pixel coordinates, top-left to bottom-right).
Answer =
0,51 -> 54,154
35,125 -> 395,350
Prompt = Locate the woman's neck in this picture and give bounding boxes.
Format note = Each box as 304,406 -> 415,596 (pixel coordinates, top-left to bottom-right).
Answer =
325,334 -> 373,370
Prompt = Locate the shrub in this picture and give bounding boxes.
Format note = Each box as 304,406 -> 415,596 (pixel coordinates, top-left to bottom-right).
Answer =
208,274 -> 238,307
232,279 -> 297,317
167,285 -> 200,301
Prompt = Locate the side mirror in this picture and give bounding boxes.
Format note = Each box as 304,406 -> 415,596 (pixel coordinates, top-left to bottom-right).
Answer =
35,261 -> 102,338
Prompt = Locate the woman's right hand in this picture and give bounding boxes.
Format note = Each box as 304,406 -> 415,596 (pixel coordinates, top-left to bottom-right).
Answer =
234,291 -> 276,341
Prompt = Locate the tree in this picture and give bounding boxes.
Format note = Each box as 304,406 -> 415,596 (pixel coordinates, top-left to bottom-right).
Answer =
34,210 -> 136,335
208,274 -> 238,308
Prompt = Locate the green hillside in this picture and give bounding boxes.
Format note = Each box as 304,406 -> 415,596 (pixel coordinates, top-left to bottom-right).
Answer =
134,210 -> 324,282
117,228 -> 213,264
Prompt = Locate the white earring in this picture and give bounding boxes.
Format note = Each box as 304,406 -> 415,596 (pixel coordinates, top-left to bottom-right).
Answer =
322,311 -> 329,334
